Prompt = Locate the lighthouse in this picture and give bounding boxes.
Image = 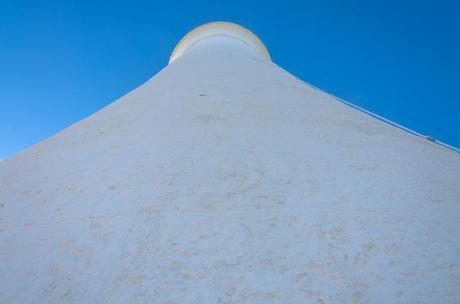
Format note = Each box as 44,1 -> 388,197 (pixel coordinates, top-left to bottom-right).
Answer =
1,22 -> 459,303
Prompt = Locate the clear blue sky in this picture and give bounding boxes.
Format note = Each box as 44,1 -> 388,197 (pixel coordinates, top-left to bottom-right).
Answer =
1,0 -> 459,159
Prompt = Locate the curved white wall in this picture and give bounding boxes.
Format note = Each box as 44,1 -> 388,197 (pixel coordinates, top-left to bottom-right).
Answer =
1,22 -> 459,303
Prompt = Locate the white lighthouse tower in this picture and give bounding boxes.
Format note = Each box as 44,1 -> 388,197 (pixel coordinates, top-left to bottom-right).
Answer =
1,22 -> 459,303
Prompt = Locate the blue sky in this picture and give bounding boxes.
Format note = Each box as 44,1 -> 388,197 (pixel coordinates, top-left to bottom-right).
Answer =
1,0 -> 459,159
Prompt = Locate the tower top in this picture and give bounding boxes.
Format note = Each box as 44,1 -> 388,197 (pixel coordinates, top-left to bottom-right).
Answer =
169,21 -> 271,63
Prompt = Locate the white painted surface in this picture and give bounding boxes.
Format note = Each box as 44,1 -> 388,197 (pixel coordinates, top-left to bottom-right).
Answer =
169,21 -> 271,63
1,23 -> 460,303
